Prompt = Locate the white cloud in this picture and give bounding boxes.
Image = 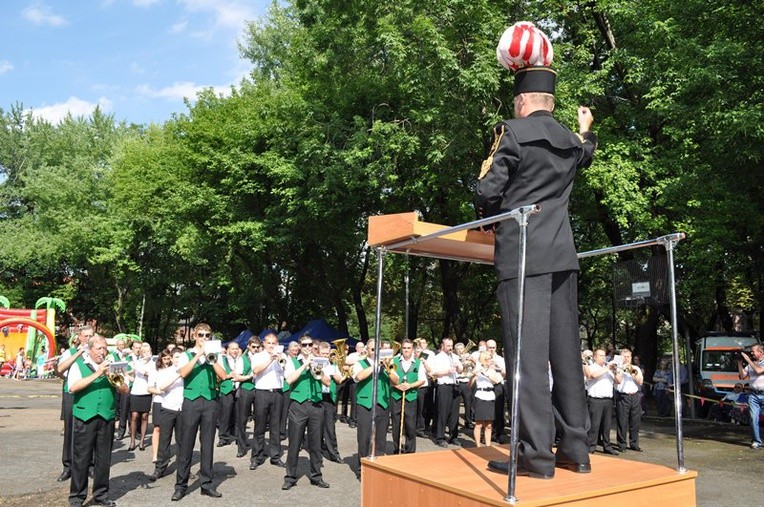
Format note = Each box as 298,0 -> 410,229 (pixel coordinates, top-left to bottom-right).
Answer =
129,62 -> 146,74
132,0 -> 161,7
170,20 -> 188,34
22,3 -> 68,27
28,97 -> 113,125
0,60 -> 13,74
135,81 -> 230,101
178,0 -> 256,35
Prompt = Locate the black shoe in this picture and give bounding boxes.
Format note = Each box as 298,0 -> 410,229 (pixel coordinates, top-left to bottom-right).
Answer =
603,448 -> 619,455
270,458 -> 286,467
281,481 -> 295,490
93,498 -> 117,507
327,455 -> 343,463
57,469 -> 71,482
249,461 -> 258,470
116,431 -> 126,440
435,440 -> 448,448
201,488 -> 222,498
555,456 -> 591,474
448,438 -> 461,447
416,431 -> 427,438
487,460 -> 554,479
236,450 -> 247,458
311,480 -> 330,488
348,422 -> 357,428
171,490 -> 185,502
629,446 -> 643,452
217,441 -> 226,447
618,445 -> 626,452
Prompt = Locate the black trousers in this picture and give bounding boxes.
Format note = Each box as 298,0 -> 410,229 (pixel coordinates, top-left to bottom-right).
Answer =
356,404 -> 389,459
69,416 -> 114,505
457,381 -> 473,425
175,397 -> 218,492
422,384 -> 437,432
416,387 -> 427,432
498,272 -> 590,476
284,400 -> 324,484
280,390 -> 291,439
615,392 -> 641,448
348,382 -> 358,423
252,390 -> 283,463
116,391 -> 130,435
217,391 -> 236,443
435,384 -> 459,442
61,391 -> 74,471
587,397 -> 614,451
154,407 -> 181,474
235,388 -> 256,454
493,383 -> 507,437
337,377 -> 352,417
391,396 -> 417,453
321,395 -> 340,459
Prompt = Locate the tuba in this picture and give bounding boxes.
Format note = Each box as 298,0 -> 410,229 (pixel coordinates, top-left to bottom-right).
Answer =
461,339 -> 477,375
330,338 -> 348,379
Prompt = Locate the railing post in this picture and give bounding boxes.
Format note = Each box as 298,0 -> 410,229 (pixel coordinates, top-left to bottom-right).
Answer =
369,247 -> 385,459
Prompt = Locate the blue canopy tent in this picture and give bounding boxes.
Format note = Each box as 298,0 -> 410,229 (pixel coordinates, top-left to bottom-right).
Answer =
225,329 -> 254,350
284,318 -> 358,348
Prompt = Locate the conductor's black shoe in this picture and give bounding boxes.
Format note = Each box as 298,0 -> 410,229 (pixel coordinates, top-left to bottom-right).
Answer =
311,480 -> 330,488
555,457 -> 591,474
281,481 -> 295,490
57,469 -> 71,482
93,498 -> 117,507
629,446 -> 643,452
435,440 -> 448,448
201,488 -> 222,498
249,462 -> 258,470
270,458 -> 286,467
171,490 -> 185,502
603,448 -> 619,455
487,460 -> 554,480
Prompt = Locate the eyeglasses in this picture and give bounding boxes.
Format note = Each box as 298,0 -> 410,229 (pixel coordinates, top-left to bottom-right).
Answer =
301,343 -> 313,347
197,332 -> 211,337
249,344 -> 260,349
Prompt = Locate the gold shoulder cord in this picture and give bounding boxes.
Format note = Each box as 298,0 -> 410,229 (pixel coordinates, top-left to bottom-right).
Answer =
575,132 -> 585,143
478,124 -> 505,180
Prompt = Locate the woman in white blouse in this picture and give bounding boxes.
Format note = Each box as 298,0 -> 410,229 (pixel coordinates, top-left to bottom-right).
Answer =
129,342 -> 155,451
147,348 -> 184,482
469,351 -> 503,447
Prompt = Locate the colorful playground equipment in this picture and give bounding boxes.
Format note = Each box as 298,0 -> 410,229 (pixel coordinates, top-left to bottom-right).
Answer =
0,296 -> 64,377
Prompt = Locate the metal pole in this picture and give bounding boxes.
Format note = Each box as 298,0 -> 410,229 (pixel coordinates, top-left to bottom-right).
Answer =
660,236 -> 686,472
506,207 -> 533,504
405,254 -> 410,339
369,247 -> 385,459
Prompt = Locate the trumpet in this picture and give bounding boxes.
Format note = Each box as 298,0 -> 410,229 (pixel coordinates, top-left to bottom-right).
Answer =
582,350 -> 593,365
621,364 -> 638,376
277,355 -> 286,368
309,355 -> 328,381
206,352 -> 218,363
108,372 -> 125,388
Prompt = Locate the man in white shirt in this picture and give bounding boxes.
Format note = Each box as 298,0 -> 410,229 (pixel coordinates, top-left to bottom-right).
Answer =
430,337 -> 463,447
615,349 -> 644,452
250,332 -> 286,469
584,349 -> 621,455
738,344 -> 764,449
391,339 -> 425,453
319,341 -> 344,462
344,342 -> 366,429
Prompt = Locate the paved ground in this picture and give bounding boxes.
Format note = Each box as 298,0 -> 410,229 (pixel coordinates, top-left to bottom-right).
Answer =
1,378 -> 763,506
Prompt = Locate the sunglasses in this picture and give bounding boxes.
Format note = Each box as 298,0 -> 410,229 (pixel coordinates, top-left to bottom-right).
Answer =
197,332 -> 211,337
301,343 -> 313,347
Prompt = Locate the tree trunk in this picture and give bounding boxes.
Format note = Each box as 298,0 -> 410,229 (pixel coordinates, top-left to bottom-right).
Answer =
439,260 -> 466,342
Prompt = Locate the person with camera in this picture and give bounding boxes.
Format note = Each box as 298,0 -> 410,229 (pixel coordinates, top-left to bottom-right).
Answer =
737,343 -> 764,449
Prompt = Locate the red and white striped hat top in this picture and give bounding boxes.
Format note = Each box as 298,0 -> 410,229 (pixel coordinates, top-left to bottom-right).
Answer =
496,21 -> 554,72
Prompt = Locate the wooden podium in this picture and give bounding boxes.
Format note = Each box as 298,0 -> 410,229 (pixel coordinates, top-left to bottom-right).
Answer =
363,212 -> 697,506
361,446 -> 697,506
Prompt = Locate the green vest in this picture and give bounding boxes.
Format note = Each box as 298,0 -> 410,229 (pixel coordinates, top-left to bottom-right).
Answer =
329,376 -> 337,404
219,356 -> 235,395
239,354 -> 255,391
289,357 -> 322,403
356,359 -> 390,409
72,357 -> 116,421
183,352 -> 218,401
391,357 -> 420,402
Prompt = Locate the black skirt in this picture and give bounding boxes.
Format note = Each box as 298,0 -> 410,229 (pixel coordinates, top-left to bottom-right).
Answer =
474,397 -> 495,421
130,394 -> 152,414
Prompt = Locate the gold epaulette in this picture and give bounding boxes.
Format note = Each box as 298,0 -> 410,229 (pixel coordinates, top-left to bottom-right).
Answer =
478,124 -> 505,180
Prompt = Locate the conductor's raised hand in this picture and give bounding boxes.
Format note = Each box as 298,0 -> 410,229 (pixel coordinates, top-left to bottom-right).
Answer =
577,106 -> 593,134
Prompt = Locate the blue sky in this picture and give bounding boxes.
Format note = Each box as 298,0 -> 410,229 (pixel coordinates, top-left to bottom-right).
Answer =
0,0 -> 271,126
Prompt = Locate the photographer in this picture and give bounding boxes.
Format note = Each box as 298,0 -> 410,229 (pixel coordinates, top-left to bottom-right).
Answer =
737,344 -> 764,449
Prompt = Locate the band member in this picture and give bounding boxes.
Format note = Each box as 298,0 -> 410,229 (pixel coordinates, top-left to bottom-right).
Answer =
318,341 -> 344,462
470,351 -> 504,446
216,342 -> 240,447
148,349 -> 184,482
455,342 -> 475,430
129,342 -> 154,452
431,337 -> 463,447
67,335 -> 129,507
344,341 -> 366,429
390,339 -> 425,453
280,341 -> 300,440
234,337 -> 259,457
485,340 -> 507,442
148,349 -> 173,462
353,339 -> 398,461
171,323 -> 227,501
414,342 -> 434,437
478,21 -> 597,478
56,326 -> 94,482
585,349 -> 622,455
282,335 -> 330,490
250,332 -> 285,469
615,349 -> 644,452
111,338 -> 130,440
